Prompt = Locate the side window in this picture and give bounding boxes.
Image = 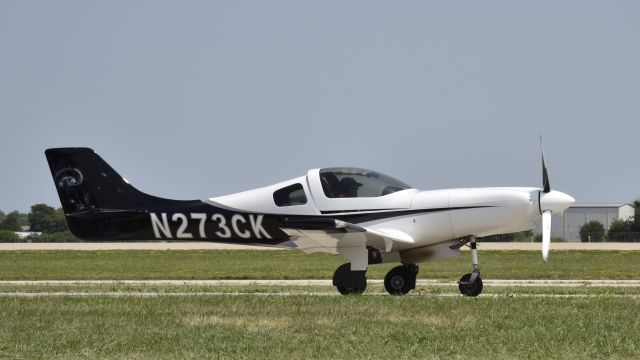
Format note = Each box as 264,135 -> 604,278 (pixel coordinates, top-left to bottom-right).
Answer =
273,183 -> 307,207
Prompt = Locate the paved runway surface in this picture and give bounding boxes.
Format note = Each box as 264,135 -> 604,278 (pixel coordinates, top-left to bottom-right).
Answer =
2,242 -> 640,250
0,292 -> 638,298
2,279 -> 639,287
2,279 -> 638,297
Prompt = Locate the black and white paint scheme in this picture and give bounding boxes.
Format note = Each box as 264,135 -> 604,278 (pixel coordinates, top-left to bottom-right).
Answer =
45,145 -> 574,296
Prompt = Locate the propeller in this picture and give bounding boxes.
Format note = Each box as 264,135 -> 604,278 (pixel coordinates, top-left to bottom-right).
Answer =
542,209 -> 551,261
541,136 -> 550,194
540,137 -> 551,261
538,136 -> 575,262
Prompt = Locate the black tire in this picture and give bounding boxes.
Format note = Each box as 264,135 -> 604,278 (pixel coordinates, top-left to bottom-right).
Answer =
333,263 -> 367,295
336,284 -> 366,295
384,265 -> 416,296
458,273 -> 483,297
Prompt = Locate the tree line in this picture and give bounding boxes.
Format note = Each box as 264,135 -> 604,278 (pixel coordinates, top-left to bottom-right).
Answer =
0,204 -> 73,242
0,204 -> 68,232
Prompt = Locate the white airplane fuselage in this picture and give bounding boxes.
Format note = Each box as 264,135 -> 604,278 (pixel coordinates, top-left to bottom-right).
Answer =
210,168 -> 574,263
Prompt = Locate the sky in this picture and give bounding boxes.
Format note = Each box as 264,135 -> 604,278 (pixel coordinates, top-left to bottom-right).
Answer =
1,1 -> 639,213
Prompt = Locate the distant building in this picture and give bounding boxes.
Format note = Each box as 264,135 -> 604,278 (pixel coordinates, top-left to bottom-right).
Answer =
534,204 -> 635,241
15,231 -> 41,239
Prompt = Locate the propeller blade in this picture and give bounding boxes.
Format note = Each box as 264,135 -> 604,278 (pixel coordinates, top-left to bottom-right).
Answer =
542,210 -> 552,262
540,136 -> 551,193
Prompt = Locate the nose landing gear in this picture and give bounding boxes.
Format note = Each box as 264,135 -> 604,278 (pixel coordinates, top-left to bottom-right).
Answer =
458,273 -> 483,296
458,236 -> 483,297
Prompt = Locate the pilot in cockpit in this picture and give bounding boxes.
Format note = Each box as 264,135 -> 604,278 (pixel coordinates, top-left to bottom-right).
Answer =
338,177 -> 363,198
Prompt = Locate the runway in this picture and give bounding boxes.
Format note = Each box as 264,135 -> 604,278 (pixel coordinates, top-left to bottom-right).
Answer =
1,279 -> 639,287
2,241 -> 640,250
1,279 -> 638,298
0,291 -> 639,298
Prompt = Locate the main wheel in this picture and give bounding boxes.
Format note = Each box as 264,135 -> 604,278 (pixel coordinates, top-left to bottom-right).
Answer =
458,273 -> 483,297
333,263 -> 367,295
384,265 -> 417,296
336,284 -> 366,295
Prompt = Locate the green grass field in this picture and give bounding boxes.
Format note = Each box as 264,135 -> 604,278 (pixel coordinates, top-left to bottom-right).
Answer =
0,249 -> 639,280
1,293 -> 638,359
1,250 -> 639,359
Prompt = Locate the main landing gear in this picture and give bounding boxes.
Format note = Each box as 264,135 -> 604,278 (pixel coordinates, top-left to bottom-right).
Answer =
458,236 -> 483,297
332,263 -> 367,295
384,264 -> 419,295
333,263 -> 420,296
332,237 -> 485,297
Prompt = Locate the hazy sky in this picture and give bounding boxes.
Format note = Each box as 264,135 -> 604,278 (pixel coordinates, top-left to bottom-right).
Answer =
1,1 -> 639,213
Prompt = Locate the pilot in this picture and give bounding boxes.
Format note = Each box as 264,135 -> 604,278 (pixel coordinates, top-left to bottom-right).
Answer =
338,177 -> 362,198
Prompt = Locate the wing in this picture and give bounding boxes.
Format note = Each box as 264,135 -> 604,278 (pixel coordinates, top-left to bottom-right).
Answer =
280,218 -> 414,254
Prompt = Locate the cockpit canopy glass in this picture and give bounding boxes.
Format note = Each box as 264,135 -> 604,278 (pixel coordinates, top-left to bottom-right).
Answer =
319,168 -> 412,198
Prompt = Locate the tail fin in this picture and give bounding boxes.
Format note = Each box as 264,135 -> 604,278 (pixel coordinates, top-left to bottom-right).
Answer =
44,147 -> 201,240
46,147 -> 160,212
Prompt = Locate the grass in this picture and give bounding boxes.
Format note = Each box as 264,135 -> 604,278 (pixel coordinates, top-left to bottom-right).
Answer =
1,250 -> 640,359
1,283 -> 640,295
0,250 -> 639,280
0,292 -> 638,359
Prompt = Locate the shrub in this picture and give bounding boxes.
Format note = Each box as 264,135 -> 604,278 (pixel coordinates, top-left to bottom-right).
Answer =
0,230 -> 21,243
0,211 -> 21,231
607,219 -> 632,242
579,221 -> 605,242
24,231 -> 82,243
533,235 -> 567,243
28,204 -> 67,233
513,231 -> 534,242
483,230 -> 533,242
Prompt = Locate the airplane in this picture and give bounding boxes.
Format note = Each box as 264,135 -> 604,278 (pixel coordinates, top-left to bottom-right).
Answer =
45,144 -> 574,296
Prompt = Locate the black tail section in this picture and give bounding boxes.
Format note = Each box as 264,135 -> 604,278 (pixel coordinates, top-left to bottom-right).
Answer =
46,147 -> 165,213
45,148 -> 209,240
45,148 -> 286,243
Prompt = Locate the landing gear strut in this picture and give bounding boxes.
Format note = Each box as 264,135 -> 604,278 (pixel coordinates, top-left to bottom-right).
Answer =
384,264 -> 419,295
333,263 -> 367,295
458,236 -> 483,297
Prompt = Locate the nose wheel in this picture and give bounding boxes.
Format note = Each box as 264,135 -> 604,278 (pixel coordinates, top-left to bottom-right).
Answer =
458,273 -> 483,297
384,264 -> 419,295
457,236 -> 484,297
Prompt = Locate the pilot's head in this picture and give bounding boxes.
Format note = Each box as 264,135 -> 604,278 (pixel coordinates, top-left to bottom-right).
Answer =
339,177 -> 362,197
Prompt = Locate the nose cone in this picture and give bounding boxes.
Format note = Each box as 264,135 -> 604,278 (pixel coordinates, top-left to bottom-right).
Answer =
540,190 -> 575,213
